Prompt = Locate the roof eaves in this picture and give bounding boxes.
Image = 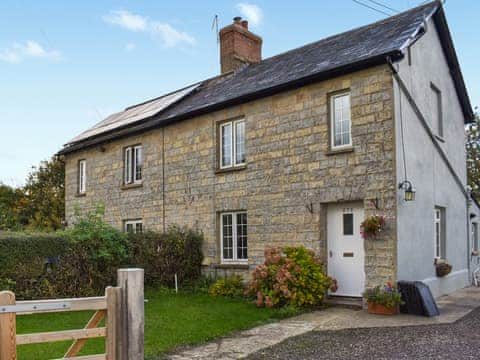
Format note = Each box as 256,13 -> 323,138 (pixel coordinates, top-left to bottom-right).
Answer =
432,5 -> 474,123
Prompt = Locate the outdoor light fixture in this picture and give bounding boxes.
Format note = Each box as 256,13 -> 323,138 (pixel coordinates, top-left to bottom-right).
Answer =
399,180 -> 416,202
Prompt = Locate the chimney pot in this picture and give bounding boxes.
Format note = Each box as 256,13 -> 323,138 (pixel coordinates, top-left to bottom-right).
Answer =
233,16 -> 242,24
241,20 -> 248,29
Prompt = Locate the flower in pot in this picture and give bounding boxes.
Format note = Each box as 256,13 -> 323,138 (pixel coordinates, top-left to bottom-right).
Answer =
363,282 -> 403,315
360,215 -> 385,239
435,259 -> 452,277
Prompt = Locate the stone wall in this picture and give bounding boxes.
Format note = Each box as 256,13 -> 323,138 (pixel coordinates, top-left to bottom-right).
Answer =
65,65 -> 397,288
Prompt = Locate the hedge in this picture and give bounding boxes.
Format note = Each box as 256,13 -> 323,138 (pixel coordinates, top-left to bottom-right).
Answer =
0,221 -> 204,299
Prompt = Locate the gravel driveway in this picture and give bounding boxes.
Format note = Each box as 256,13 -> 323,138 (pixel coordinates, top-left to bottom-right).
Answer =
248,307 -> 480,359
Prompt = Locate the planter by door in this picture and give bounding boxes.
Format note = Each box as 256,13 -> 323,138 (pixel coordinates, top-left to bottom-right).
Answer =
327,202 -> 365,297
367,302 -> 399,315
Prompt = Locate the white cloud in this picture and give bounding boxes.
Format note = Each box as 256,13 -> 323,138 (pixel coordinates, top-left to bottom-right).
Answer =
0,41 -> 61,64
236,3 -> 263,26
150,22 -> 195,47
125,43 -> 136,52
103,10 -> 195,48
103,10 -> 147,32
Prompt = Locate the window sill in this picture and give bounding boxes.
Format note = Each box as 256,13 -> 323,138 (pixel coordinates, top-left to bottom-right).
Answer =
121,182 -> 143,190
215,165 -> 247,174
325,147 -> 354,156
75,193 -> 86,198
215,263 -> 249,270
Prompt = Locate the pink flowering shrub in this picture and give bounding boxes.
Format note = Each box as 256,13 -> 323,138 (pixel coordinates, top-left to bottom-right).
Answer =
246,246 -> 335,308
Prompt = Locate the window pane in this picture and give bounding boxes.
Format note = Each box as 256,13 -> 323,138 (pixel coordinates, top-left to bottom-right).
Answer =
221,124 -> 232,167
126,223 -> 133,234
332,94 -> 351,147
343,213 -> 354,235
236,213 -> 248,260
136,222 -> 143,234
235,121 -> 246,165
125,148 -> 132,184
134,146 -> 143,181
79,160 -> 86,193
222,214 -> 233,259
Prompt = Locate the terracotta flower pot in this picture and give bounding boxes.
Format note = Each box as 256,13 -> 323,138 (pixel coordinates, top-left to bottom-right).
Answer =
367,302 -> 399,315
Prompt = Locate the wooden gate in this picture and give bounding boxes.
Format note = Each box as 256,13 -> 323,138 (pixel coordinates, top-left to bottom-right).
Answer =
0,268 -> 144,360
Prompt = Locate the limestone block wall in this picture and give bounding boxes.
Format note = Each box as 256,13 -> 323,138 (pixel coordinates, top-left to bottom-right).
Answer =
65,65 -> 397,288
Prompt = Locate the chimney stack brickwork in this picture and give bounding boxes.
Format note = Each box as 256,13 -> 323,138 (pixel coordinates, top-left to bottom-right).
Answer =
219,17 -> 262,74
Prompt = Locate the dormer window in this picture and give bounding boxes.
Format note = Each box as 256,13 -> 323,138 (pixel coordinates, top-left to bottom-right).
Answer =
124,145 -> 143,184
219,119 -> 246,169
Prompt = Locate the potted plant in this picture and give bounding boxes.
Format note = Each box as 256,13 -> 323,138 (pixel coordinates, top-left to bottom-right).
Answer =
363,282 -> 403,315
435,259 -> 452,277
360,215 -> 385,239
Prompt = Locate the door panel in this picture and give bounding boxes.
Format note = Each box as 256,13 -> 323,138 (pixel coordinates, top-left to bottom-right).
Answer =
327,202 -> 365,297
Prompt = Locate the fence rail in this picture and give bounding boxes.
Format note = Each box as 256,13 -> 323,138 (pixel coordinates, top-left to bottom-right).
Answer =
0,268 -> 144,360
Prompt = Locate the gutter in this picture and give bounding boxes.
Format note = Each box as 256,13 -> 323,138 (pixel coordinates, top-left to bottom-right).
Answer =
57,51 -> 404,156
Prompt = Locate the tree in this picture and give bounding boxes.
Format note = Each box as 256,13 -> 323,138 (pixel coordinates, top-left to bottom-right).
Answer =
0,184 -> 27,230
0,156 -> 65,231
22,156 -> 65,230
466,112 -> 480,201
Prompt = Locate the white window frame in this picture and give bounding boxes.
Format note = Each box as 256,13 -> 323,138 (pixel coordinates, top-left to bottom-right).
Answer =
472,222 -> 479,252
431,83 -> 443,138
78,159 -> 86,194
124,145 -> 142,184
219,119 -> 246,169
220,211 -> 248,263
124,219 -> 143,234
434,207 -> 444,259
330,92 -> 352,150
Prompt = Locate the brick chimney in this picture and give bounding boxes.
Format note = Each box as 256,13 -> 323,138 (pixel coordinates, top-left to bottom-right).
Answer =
219,17 -> 262,74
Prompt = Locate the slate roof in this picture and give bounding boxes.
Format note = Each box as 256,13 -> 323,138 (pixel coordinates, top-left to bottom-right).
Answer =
59,1 -> 473,155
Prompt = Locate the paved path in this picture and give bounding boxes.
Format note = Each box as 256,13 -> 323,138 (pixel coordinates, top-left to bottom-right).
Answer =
248,307 -> 480,359
168,287 -> 480,359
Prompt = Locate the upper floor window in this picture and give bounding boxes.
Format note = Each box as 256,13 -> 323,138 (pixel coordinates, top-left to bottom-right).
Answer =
434,207 -> 446,259
220,119 -> 246,169
78,159 -> 86,194
124,145 -> 142,184
220,211 -> 247,263
124,219 -> 143,234
431,83 -> 443,138
330,92 -> 352,149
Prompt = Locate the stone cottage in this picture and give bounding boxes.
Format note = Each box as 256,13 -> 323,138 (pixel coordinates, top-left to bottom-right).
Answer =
59,1 -> 475,297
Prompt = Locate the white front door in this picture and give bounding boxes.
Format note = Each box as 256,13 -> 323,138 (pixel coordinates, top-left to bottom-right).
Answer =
327,202 -> 365,297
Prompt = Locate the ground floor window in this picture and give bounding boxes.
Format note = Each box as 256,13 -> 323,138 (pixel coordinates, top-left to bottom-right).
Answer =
434,207 -> 446,259
220,212 -> 247,262
124,219 -> 143,234
472,222 -> 479,252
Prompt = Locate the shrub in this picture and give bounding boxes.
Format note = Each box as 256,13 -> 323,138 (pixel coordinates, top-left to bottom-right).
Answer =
362,282 -> 403,309
0,208 -> 204,299
128,225 -> 204,287
48,207 -> 129,297
209,275 -> 245,298
0,232 -> 68,299
247,246 -> 333,308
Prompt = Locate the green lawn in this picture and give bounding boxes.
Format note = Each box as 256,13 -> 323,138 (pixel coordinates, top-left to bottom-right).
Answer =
16,289 -> 295,359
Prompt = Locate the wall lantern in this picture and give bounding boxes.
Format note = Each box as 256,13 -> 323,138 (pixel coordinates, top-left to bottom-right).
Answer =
399,180 -> 416,202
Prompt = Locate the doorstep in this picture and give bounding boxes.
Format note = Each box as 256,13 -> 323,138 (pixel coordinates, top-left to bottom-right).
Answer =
325,296 -> 363,310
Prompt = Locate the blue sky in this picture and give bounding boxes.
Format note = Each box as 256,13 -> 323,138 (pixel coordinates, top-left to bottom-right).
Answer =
0,0 -> 478,185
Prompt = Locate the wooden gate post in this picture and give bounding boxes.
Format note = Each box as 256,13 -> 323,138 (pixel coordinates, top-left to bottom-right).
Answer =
117,268 -> 144,360
0,291 -> 16,360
